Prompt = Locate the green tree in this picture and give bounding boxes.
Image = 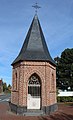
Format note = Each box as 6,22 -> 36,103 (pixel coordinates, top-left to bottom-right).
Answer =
8,84 -> 11,88
3,82 -> 8,92
8,84 -> 11,91
54,48 -> 73,91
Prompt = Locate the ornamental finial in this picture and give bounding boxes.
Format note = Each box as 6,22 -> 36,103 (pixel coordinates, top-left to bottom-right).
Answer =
32,3 -> 41,14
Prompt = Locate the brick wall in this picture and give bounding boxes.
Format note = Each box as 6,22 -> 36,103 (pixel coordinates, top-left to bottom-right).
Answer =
11,61 -> 56,108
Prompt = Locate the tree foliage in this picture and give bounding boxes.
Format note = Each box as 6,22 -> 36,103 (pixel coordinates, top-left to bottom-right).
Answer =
3,82 -> 11,93
3,82 -> 8,92
54,48 -> 73,91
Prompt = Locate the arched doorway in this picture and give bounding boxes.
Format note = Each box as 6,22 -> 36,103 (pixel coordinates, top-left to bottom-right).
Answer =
27,73 -> 41,109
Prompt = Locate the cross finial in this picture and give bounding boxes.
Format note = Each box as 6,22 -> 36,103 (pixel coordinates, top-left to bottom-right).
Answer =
32,3 -> 41,14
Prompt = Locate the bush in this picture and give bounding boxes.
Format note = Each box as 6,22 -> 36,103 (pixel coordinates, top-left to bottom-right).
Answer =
57,96 -> 73,102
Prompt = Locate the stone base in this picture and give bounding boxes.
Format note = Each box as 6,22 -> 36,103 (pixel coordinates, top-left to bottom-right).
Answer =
9,102 -> 58,116
42,103 -> 58,115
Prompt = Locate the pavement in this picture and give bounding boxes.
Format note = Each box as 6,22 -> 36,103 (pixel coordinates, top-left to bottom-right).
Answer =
0,95 -> 73,120
0,93 -> 11,103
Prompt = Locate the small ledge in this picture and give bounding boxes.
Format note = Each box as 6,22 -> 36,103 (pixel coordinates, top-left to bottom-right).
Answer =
49,91 -> 56,93
12,90 -> 18,92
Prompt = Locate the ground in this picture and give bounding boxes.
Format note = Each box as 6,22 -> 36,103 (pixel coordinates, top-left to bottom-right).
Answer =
0,102 -> 73,120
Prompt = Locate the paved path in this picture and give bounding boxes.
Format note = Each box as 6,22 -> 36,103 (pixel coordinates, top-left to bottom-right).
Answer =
0,94 -> 11,103
0,101 -> 73,120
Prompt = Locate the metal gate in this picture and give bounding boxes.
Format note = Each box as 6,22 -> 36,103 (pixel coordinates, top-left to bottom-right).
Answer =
27,74 -> 41,109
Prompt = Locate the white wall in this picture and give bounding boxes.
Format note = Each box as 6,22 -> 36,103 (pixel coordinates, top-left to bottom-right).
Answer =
58,91 -> 73,97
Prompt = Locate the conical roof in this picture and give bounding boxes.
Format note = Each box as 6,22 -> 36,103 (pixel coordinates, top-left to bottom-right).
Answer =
12,14 -> 56,66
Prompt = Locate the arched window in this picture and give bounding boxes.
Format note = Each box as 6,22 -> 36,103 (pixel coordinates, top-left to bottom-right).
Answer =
28,73 -> 41,97
15,72 -> 17,90
51,73 -> 54,90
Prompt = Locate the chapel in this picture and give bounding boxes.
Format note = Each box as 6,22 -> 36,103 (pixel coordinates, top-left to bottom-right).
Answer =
10,13 -> 57,115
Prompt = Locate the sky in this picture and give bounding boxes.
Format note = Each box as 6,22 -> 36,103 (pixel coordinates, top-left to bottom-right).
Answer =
0,0 -> 73,85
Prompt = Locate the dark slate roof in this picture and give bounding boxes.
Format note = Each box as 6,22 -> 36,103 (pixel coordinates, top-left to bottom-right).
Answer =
12,14 -> 56,66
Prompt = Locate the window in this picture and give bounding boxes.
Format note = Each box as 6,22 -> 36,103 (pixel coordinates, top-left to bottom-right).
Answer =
51,73 -> 54,90
15,72 -> 17,90
28,74 -> 41,97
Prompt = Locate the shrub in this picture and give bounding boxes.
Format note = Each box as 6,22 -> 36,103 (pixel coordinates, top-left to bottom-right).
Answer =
57,96 -> 73,102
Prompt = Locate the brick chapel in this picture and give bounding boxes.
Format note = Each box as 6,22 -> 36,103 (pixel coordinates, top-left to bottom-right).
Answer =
10,14 -> 57,115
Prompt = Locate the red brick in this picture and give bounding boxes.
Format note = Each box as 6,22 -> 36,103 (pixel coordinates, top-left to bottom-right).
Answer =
11,61 -> 56,107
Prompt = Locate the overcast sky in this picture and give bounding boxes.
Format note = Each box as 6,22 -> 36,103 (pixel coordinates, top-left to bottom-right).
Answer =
0,0 -> 73,85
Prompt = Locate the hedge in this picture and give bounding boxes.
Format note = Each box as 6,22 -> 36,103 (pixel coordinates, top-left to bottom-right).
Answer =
57,96 -> 73,102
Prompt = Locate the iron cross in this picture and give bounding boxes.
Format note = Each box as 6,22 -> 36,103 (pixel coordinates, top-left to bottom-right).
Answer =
32,3 -> 41,14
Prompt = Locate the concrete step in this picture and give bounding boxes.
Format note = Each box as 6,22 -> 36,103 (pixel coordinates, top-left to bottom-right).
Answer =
24,110 -> 44,116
